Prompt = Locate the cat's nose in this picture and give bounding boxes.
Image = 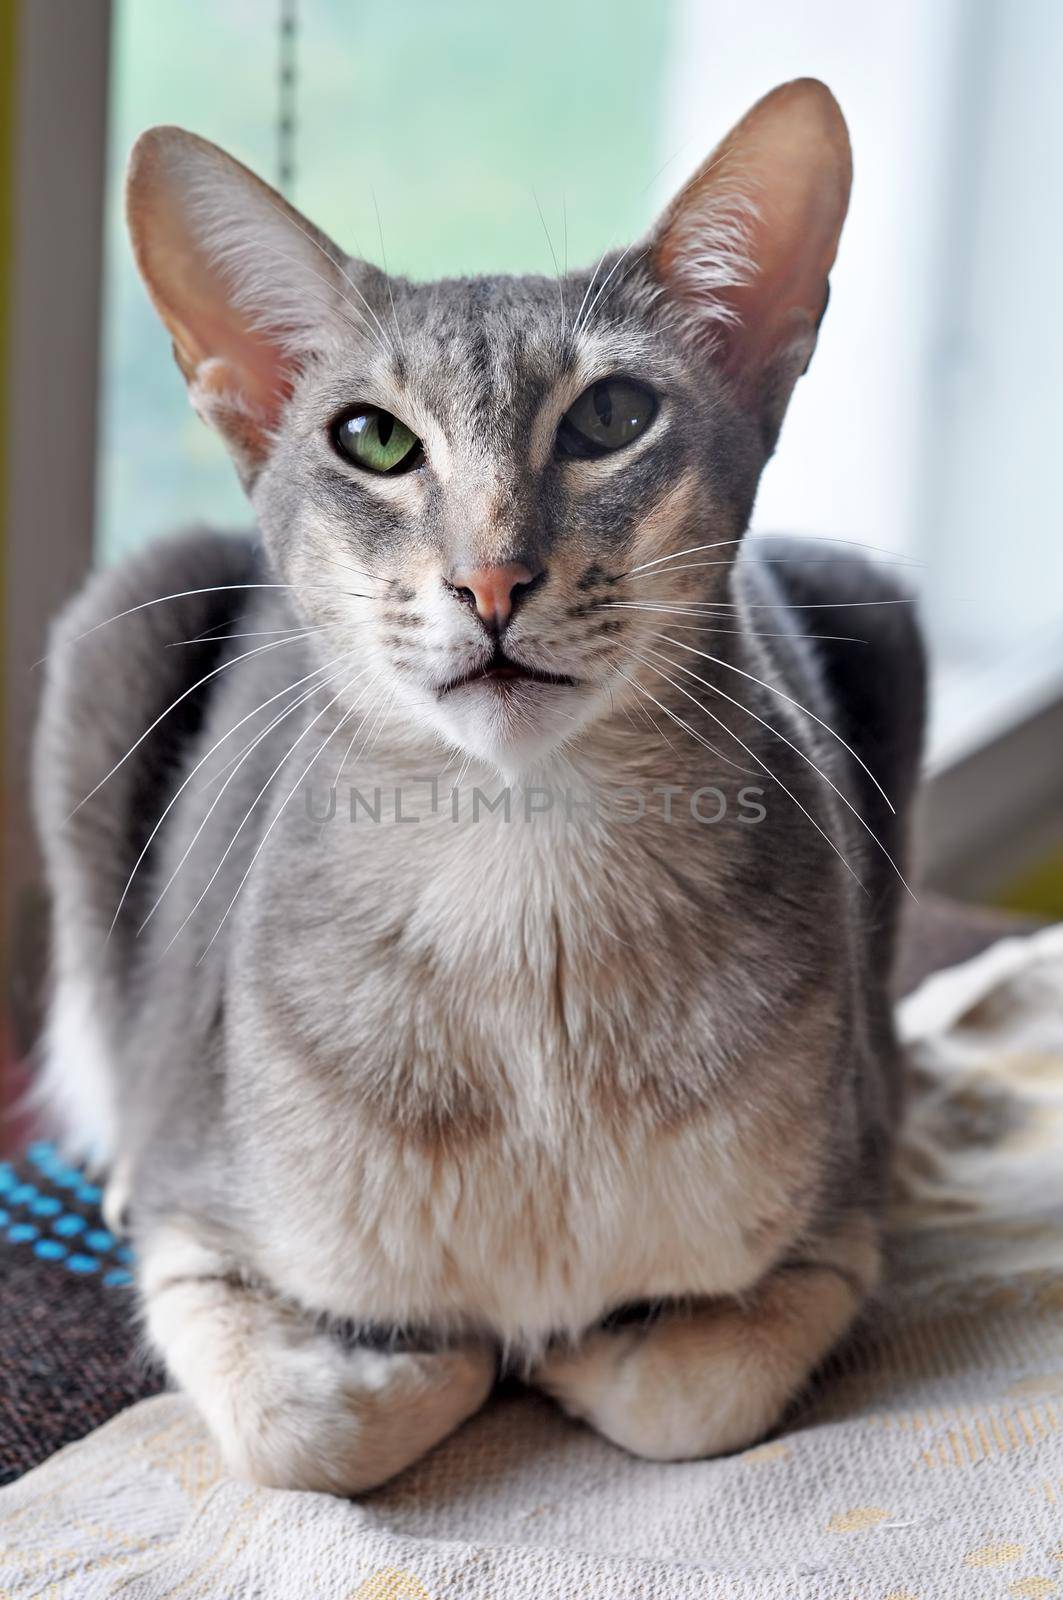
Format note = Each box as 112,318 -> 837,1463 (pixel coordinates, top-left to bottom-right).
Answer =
447,561 -> 545,632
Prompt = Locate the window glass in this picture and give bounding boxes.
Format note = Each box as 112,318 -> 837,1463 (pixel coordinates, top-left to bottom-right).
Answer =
96,0 -> 671,561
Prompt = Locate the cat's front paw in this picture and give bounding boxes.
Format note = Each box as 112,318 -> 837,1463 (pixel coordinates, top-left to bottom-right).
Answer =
216,1330 -> 494,1494
143,1229 -> 494,1494
228,1338 -> 494,1494
535,1232 -> 877,1461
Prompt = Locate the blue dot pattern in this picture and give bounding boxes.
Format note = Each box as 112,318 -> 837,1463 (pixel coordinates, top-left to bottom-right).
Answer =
0,1145 -> 136,1288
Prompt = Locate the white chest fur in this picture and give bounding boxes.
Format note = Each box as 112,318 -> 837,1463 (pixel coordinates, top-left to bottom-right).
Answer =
237,794 -> 823,1350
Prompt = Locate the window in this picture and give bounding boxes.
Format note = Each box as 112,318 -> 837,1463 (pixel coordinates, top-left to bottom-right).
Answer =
96,0 -> 670,557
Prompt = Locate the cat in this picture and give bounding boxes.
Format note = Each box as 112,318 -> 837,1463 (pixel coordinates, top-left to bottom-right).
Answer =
33,79 -> 925,1494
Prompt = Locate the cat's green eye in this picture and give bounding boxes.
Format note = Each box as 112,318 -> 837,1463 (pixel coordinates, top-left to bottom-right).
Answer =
332,408 -> 422,474
557,379 -> 657,459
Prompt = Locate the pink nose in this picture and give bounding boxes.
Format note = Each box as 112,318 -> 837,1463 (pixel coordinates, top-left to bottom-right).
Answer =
448,561 -> 542,631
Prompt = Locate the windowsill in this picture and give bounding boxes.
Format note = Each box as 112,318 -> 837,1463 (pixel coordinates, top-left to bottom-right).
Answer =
921,628 -> 1063,899
928,626 -> 1063,774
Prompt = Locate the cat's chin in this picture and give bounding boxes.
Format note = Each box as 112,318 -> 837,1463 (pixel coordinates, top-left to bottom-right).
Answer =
427,679 -> 597,775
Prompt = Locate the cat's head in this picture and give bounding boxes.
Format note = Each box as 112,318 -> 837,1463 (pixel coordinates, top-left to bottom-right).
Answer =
127,80 -> 850,774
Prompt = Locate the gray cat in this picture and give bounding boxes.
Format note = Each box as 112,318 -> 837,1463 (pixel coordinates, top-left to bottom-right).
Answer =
34,79 -> 924,1493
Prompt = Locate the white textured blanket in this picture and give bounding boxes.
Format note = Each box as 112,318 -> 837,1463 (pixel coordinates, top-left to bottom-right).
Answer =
3,925 -> 1063,1599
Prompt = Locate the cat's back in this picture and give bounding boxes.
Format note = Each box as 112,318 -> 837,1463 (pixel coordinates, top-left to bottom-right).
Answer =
33,527 -> 283,1160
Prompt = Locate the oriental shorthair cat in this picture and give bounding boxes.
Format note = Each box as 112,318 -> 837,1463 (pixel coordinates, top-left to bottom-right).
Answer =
35,80 -> 924,1492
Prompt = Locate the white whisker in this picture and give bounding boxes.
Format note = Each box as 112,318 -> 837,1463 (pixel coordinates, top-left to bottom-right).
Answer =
195,670 -> 372,964
114,647 -> 361,940
314,553 -> 388,585
609,666 -> 678,752
167,625 -> 334,646
371,190 -> 409,363
612,663 -> 752,776
651,631 -> 896,814
66,631 -> 323,822
327,668 -> 388,792
639,642 -> 914,900
576,243 -> 649,341
262,198 -> 396,358
603,598 -> 915,613
164,665 -> 374,955
36,584 -> 294,663
629,556 -> 921,579
593,603 -> 865,643
532,186 -> 567,346
628,534 -> 924,576
619,646 -> 866,894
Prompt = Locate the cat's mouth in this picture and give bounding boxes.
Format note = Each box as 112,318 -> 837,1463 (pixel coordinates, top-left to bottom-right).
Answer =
438,647 -> 580,698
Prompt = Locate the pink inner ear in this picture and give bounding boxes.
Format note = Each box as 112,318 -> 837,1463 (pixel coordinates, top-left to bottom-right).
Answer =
154,223 -> 292,425
128,141 -> 296,441
185,298 -> 294,424
653,81 -> 851,393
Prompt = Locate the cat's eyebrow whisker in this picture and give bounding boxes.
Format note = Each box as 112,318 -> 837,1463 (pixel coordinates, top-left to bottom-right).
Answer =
194,670 -> 379,964
371,190 -> 409,364
576,243 -> 649,342
649,630 -> 896,815
262,199 -> 397,359
627,534 -> 925,576
638,640 -> 915,901
65,630 -> 328,822
164,665 -> 375,957
591,604 -> 865,644
114,646 -> 363,941
571,233 -> 618,345
617,646 -> 867,896
255,240 -> 392,359
531,186 -> 567,348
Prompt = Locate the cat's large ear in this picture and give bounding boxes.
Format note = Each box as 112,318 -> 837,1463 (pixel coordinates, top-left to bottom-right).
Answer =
651,79 -> 851,448
126,127 -> 353,482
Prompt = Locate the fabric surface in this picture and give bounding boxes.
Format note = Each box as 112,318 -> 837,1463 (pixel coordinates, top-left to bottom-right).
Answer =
0,1145 -> 155,1486
2,924 -> 1063,1597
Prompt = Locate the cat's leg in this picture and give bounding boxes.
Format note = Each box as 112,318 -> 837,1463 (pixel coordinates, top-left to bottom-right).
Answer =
532,1214 -> 879,1461
141,1223 -> 495,1494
